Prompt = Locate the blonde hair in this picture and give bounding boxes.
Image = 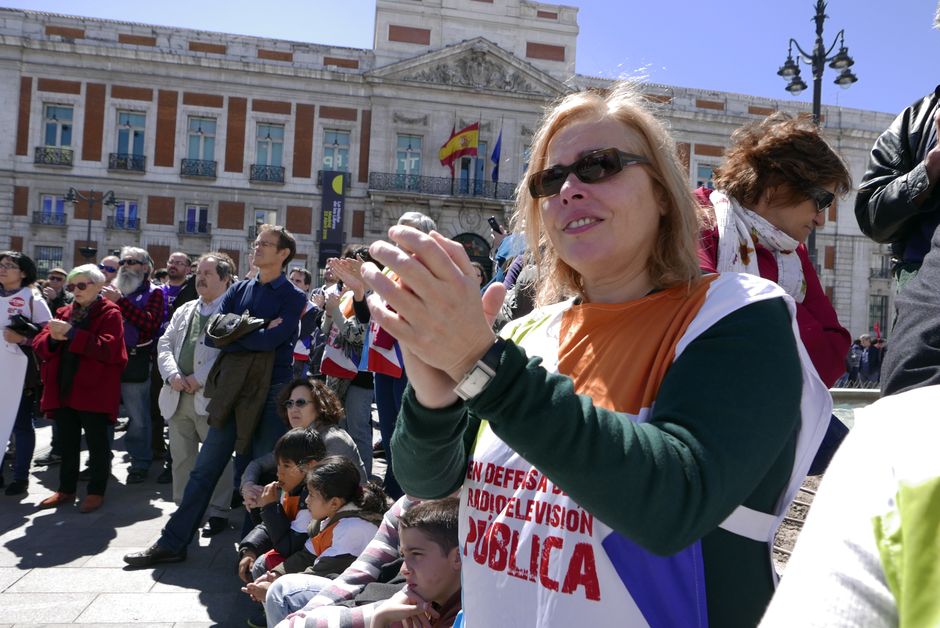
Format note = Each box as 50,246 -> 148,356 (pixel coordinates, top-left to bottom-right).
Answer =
512,83 -> 703,305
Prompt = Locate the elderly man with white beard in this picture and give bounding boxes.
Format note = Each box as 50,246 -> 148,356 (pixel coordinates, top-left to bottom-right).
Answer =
101,246 -> 164,483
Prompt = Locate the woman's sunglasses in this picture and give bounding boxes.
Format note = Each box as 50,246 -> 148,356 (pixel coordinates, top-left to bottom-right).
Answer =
528,148 -> 649,198
66,281 -> 93,291
283,399 -> 312,409
806,187 -> 835,214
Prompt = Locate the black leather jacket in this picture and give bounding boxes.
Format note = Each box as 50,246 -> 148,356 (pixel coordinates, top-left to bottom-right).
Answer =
855,86 -> 940,264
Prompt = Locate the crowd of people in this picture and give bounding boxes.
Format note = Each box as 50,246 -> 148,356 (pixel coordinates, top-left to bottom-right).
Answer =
6,13 -> 940,619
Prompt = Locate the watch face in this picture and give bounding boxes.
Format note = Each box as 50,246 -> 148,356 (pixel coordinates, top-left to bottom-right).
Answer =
455,365 -> 493,400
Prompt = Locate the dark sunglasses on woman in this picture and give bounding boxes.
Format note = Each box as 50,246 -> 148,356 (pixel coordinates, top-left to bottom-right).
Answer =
283,399 -> 311,409
528,147 -> 649,198
806,187 -> 835,214
66,282 -> 92,292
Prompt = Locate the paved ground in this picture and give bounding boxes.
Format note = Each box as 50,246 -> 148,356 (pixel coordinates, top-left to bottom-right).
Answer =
0,416 -> 386,627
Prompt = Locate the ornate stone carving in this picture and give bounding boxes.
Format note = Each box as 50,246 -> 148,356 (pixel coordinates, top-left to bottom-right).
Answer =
459,119 -> 492,133
458,207 -> 482,230
521,125 -> 534,138
393,112 -> 428,125
405,51 -> 544,95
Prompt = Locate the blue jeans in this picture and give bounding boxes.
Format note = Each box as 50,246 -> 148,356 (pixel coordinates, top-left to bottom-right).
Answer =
374,372 -> 407,499
11,390 -> 36,482
265,573 -> 331,627
159,380 -> 286,553
341,383 -> 374,477
121,377 -> 153,472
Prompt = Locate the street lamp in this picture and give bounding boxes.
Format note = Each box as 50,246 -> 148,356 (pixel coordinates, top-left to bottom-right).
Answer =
776,0 -> 858,260
64,187 -> 116,260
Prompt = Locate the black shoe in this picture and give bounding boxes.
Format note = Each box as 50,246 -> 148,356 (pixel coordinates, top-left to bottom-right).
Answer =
126,469 -> 147,484
201,516 -> 228,537
123,543 -> 187,568
4,480 -> 28,496
78,467 -> 92,481
156,465 -> 173,484
34,452 -> 62,466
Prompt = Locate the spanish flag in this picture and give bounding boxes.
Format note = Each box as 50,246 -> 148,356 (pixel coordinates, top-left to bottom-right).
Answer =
439,122 -> 479,173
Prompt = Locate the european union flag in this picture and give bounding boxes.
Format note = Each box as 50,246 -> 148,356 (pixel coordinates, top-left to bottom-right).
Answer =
491,128 -> 502,183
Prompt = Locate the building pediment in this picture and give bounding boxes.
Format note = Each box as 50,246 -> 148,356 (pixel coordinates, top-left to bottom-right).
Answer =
368,37 -> 568,98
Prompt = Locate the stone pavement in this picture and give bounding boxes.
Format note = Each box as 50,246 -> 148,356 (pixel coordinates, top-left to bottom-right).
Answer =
0,416 -> 386,627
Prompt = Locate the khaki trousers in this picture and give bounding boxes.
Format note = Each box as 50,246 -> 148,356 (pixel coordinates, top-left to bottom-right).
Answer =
168,392 -> 233,518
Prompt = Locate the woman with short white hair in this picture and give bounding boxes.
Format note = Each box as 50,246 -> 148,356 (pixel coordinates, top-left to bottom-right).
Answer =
33,264 -> 127,513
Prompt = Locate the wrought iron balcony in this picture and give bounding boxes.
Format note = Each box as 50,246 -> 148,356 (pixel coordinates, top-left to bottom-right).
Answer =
368,172 -> 517,201
109,153 -> 146,172
250,164 -> 285,183
106,215 -> 140,231
178,220 -> 212,236
181,158 -> 217,178
34,146 -> 73,167
32,211 -> 67,226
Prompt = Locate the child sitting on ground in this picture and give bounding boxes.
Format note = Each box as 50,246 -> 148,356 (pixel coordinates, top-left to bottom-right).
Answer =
237,428 -> 326,583
372,497 -> 461,628
243,456 -> 388,607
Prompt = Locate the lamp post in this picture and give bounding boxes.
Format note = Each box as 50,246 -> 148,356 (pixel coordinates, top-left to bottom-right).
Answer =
776,0 -> 858,263
64,187 -> 116,260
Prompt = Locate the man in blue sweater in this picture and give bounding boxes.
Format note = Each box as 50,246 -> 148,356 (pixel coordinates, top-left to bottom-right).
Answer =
124,224 -> 306,566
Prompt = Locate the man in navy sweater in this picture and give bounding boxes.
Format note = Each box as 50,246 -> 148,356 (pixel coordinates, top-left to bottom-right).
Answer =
124,224 -> 306,566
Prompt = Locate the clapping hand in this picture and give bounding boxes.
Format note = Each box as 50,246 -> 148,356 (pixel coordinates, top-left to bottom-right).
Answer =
47,319 -> 72,341
330,257 -> 366,300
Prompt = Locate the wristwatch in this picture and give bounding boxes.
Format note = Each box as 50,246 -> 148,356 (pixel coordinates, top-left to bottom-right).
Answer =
453,337 -> 506,401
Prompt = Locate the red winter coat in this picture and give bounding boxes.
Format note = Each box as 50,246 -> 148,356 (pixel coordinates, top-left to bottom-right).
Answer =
33,297 -> 128,422
695,188 -> 851,387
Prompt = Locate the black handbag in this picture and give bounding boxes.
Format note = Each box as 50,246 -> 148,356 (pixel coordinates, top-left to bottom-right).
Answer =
122,343 -> 152,383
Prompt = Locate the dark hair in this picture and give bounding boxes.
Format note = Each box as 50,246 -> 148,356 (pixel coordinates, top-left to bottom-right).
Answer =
470,261 -> 488,287
289,267 -> 312,288
0,251 -> 38,287
276,378 -> 345,427
306,456 -> 389,516
197,252 -> 236,285
714,112 -> 851,209
399,497 -> 460,554
153,268 -> 169,280
273,427 -> 326,466
260,224 -> 297,269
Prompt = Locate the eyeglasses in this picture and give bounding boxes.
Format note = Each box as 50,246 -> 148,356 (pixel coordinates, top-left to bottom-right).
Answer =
283,398 -> 312,409
47,275 -> 64,282
253,240 -> 277,249
0,262 -> 20,271
527,148 -> 650,198
806,187 -> 835,214
119,259 -> 144,267
167,260 -> 189,267
98,264 -> 118,273
66,281 -> 93,291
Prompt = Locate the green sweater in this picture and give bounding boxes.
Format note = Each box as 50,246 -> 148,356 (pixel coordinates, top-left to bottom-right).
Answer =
392,298 -> 802,627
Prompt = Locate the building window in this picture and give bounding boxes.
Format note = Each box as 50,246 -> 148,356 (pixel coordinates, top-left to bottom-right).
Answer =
322,130 -> 350,171
869,295 -> 889,336
396,135 -> 422,175
459,140 -> 487,195
872,254 -> 892,279
39,194 -> 66,224
184,204 -> 209,234
43,105 -> 73,147
254,209 -> 277,228
256,123 -> 285,167
113,199 -> 139,229
34,245 -> 64,277
187,117 -> 216,160
117,111 -> 146,155
695,162 -> 717,189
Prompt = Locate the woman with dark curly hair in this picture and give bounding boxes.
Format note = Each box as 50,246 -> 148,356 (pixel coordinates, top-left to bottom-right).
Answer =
697,113 -> 853,389
240,378 -> 366,509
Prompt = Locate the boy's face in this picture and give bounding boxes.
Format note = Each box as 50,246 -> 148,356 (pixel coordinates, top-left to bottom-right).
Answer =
276,459 -> 308,493
399,527 -> 461,606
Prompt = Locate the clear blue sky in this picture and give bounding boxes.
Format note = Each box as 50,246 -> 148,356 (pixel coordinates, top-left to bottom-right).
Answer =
5,0 -> 937,114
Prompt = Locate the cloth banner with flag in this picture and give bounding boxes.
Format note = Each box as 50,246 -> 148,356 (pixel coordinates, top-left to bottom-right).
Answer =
491,127 -> 502,182
439,122 -> 479,173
